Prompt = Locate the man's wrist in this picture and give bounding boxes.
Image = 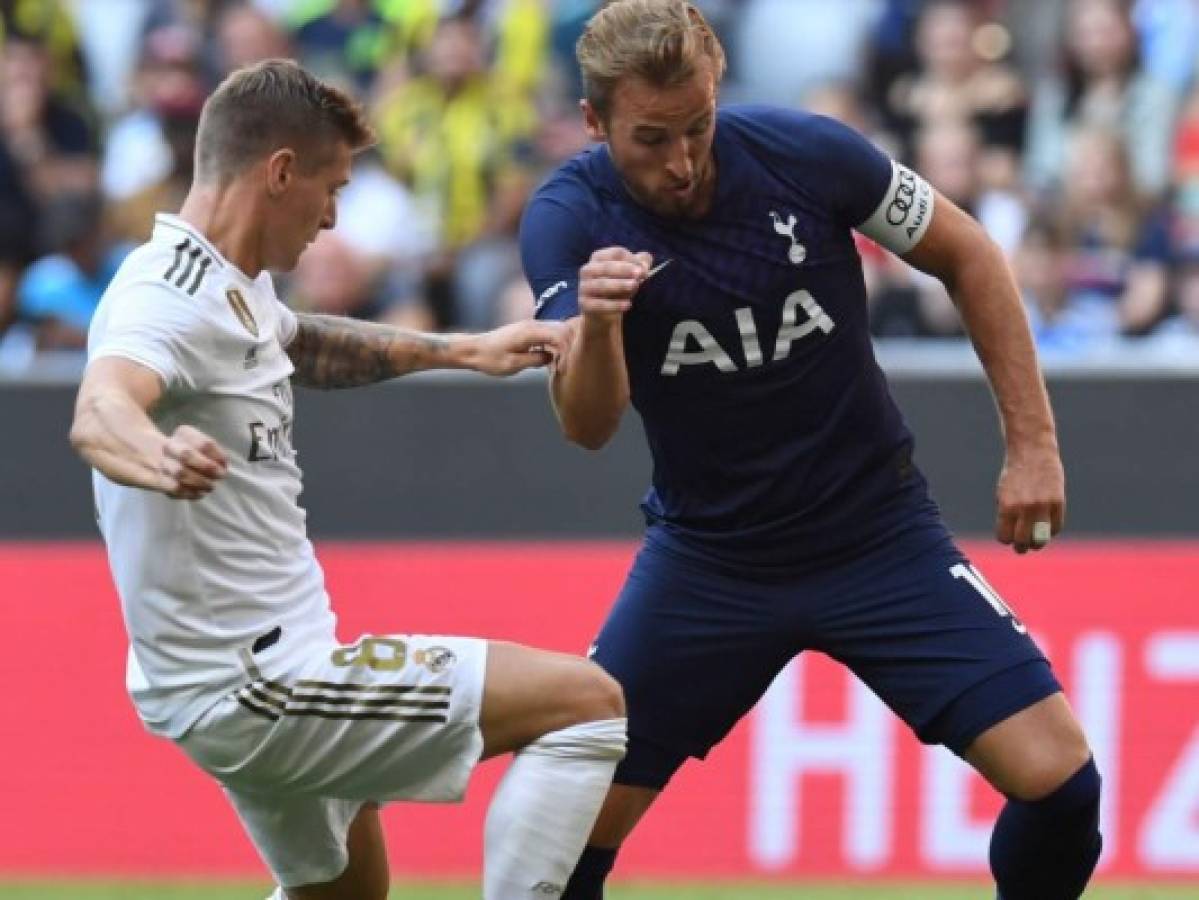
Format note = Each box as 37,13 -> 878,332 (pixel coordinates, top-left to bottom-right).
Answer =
1003,428 -> 1060,458
444,333 -> 478,370
580,312 -> 622,340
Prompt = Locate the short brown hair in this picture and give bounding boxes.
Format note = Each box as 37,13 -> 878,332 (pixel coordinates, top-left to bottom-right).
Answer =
195,59 -> 375,182
576,0 -> 726,118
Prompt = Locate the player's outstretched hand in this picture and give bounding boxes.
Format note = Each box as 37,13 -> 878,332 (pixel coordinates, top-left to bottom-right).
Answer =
579,247 -> 653,321
995,444 -> 1065,554
469,320 -> 569,376
159,425 -> 229,500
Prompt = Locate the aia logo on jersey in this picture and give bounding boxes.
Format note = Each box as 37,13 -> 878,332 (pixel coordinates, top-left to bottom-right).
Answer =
226,288 -> 258,337
769,211 -> 806,266
661,290 -> 834,376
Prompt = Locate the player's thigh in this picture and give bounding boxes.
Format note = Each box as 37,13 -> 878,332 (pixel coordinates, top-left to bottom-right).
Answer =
964,691 -> 1092,800
286,803 -> 388,900
479,640 -> 625,758
190,634 -> 490,805
814,533 -> 1059,755
592,537 -> 796,764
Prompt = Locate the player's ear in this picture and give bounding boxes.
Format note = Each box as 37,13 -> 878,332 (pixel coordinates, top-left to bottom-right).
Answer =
580,99 -> 606,143
265,148 -> 296,198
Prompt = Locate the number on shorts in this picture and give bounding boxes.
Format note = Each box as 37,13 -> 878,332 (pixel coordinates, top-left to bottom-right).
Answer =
950,563 -> 1027,633
331,637 -> 408,671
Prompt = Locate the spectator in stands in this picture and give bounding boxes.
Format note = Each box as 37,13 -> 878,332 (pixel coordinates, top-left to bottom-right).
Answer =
375,14 -> 537,328
0,0 -> 89,103
1151,251 -> 1199,350
289,231 -> 387,320
733,0 -> 882,107
884,0 -> 1029,188
1025,0 -> 1177,198
1131,0 -> 1199,97
101,24 -> 205,204
215,1 -> 290,75
1013,217 -> 1106,355
869,119 -> 1031,338
15,190 -> 129,350
1155,85 -> 1199,350
290,0 -> 394,92
0,28 -> 97,335
321,148 -> 441,329
0,29 -> 97,201
1168,81 -> 1199,263
1054,126 -> 1170,338
107,84 -> 203,245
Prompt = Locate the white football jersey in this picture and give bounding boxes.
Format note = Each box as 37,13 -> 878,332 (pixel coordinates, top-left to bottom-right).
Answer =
88,214 -> 337,738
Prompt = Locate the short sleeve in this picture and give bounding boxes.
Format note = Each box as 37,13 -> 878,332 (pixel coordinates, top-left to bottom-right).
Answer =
275,297 -> 299,346
733,108 -> 936,256
519,185 -> 595,321
89,280 -> 211,390
804,117 -> 936,254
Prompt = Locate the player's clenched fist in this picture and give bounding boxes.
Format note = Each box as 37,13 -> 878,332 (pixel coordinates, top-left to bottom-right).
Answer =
159,425 -> 229,500
579,247 -> 653,321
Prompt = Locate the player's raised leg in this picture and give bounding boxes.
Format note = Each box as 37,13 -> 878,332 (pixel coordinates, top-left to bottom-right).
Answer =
477,641 -> 627,899
965,693 -> 1101,900
269,640 -> 630,900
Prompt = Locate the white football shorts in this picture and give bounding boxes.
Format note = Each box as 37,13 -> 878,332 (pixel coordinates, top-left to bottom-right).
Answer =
177,633 -> 488,888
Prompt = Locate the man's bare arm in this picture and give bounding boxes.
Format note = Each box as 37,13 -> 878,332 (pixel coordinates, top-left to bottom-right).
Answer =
70,357 -> 228,499
286,313 -> 567,389
903,191 -> 1064,553
548,248 -> 649,450
286,314 -> 453,389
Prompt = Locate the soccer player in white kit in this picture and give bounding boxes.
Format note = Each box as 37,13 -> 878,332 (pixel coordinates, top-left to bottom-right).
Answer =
69,59 -> 627,900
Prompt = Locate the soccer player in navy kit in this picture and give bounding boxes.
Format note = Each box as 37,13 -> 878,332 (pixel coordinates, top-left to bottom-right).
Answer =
520,2 -> 1102,898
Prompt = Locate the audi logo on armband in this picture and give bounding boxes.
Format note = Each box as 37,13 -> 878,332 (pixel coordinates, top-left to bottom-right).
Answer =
886,167 -> 919,226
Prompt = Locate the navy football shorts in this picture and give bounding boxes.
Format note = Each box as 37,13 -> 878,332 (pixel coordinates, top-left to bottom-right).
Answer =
590,522 -> 1061,789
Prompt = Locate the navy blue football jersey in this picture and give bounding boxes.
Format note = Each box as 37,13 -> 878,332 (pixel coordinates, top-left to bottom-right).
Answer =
521,106 -> 941,568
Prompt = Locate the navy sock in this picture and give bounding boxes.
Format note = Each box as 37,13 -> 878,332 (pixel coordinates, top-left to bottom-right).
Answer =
561,845 -> 618,900
991,757 -> 1103,900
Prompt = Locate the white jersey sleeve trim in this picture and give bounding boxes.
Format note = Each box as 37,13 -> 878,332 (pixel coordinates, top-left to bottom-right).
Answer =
857,160 -> 935,256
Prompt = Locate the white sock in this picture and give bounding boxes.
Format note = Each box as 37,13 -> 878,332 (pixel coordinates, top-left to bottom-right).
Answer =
482,717 -> 627,899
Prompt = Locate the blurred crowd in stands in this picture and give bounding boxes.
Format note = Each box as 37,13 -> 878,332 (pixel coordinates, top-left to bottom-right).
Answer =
3,0 -> 1199,370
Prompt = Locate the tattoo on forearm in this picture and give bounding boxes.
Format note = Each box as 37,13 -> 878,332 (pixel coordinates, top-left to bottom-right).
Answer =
287,314 -> 451,389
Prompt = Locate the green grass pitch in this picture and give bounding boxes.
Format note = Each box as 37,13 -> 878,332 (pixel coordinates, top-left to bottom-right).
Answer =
0,883 -> 1194,899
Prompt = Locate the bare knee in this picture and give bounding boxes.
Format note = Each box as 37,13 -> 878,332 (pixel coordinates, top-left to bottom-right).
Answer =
1008,728 -> 1093,801
967,694 -> 1094,801
552,658 -> 625,728
479,644 -> 625,757
575,662 -> 625,722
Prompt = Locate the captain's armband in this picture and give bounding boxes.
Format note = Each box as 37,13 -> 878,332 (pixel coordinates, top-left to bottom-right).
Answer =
857,160 -> 935,256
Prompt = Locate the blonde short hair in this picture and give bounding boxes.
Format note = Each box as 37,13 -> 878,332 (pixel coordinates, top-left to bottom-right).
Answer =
576,0 -> 727,118
196,59 -> 375,182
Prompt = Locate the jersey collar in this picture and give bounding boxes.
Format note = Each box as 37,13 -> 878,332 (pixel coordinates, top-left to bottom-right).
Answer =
152,214 -> 259,288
